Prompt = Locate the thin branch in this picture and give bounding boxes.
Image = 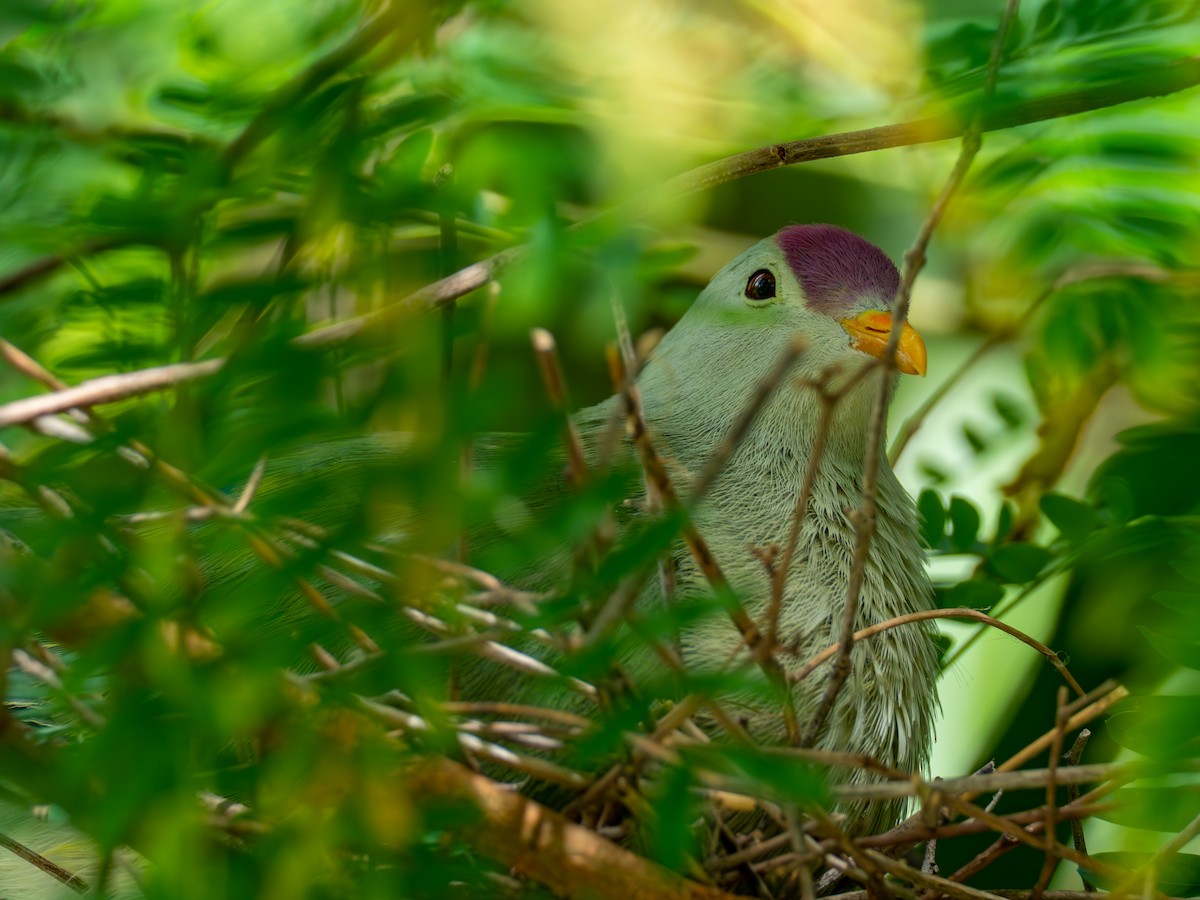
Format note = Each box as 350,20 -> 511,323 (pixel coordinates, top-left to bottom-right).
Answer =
1031,686 -> 1071,900
801,0 -> 1020,748
863,847 -> 1010,900
1063,729 -> 1096,892
934,785 -> 1122,886
768,360 -> 878,667
606,343 -> 800,742
832,761 -> 1152,803
531,328 -> 589,489
789,607 -> 1084,696
888,261 -> 1185,466
292,249 -> 519,348
358,697 -> 590,789
0,830 -> 89,894
401,756 -> 745,900
662,56 -> 1200,198
994,684 -> 1128,779
856,798 -> 1121,851
0,360 -> 223,428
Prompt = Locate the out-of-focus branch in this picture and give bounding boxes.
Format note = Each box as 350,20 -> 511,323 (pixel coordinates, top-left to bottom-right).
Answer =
403,754 -> 741,900
0,831 -> 88,894
0,360 -> 223,429
664,56 -> 1200,197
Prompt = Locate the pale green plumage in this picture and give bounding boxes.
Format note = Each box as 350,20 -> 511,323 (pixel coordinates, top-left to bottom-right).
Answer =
572,232 -> 939,832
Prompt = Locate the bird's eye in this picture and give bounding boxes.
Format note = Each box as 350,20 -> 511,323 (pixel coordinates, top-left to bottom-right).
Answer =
744,269 -> 776,301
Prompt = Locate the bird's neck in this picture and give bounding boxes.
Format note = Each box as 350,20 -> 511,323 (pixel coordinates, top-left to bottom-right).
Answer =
641,364 -> 895,492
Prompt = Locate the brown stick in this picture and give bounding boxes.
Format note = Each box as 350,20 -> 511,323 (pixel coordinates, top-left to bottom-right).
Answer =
1063,729 -> 1096,892
0,360 -> 223,428
1031,686 -> 1071,900
798,0 -> 1023,744
662,56 -> 1200,199
0,830 -> 89,894
403,755 -> 741,900
531,328 -> 589,489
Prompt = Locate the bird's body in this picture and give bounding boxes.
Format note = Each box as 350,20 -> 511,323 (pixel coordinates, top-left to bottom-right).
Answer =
560,225 -> 940,832
168,224 -> 941,834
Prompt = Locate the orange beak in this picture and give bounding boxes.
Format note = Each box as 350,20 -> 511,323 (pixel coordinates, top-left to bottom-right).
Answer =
839,311 -> 927,376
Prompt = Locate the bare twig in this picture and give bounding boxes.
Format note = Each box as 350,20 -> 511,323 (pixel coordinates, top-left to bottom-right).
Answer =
789,607 -> 1084,697
531,328 -> 589,489
656,51 -> 1196,190
1031,686 -> 1071,900
1063,729 -> 1096,891
800,0 -> 1019,744
0,830 -> 89,894
832,761 -> 1147,803
767,359 -> 877,669
0,360 -> 223,428
994,684 -> 1128,778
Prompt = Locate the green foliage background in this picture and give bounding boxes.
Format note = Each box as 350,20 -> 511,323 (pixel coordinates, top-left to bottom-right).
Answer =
1,0 -> 1199,897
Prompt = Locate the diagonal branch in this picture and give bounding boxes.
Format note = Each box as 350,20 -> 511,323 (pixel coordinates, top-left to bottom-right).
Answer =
607,344 -> 800,743
0,360 -> 223,429
799,0 -> 1022,750
403,755 -> 742,900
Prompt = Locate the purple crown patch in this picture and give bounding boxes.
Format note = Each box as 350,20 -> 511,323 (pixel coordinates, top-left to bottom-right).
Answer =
776,224 -> 900,316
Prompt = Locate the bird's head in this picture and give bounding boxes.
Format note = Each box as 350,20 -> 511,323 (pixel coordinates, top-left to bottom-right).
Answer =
640,224 -> 926,441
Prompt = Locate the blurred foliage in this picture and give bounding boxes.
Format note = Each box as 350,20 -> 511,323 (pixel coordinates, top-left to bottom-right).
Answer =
1,0 -> 1199,897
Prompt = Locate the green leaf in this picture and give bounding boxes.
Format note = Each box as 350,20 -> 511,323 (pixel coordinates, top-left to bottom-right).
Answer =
1093,477 -> 1134,523
1084,852 -> 1200,896
962,423 -> 987,455
939,579 -> 1004,610
1153,591 -> 1200,618
988,543 -> 1052,583
1094,787 -> 1200,832
949,496 -> 981,552
917,489 -> 945,549
992,393 -> 1025,429
1107,695 -> 1200,760
1040,493 -> 1100,542
994,502 -> 1015,545
920,462 -> 949,485
646,765 -> 698,873
1138,626 -> 1200,670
